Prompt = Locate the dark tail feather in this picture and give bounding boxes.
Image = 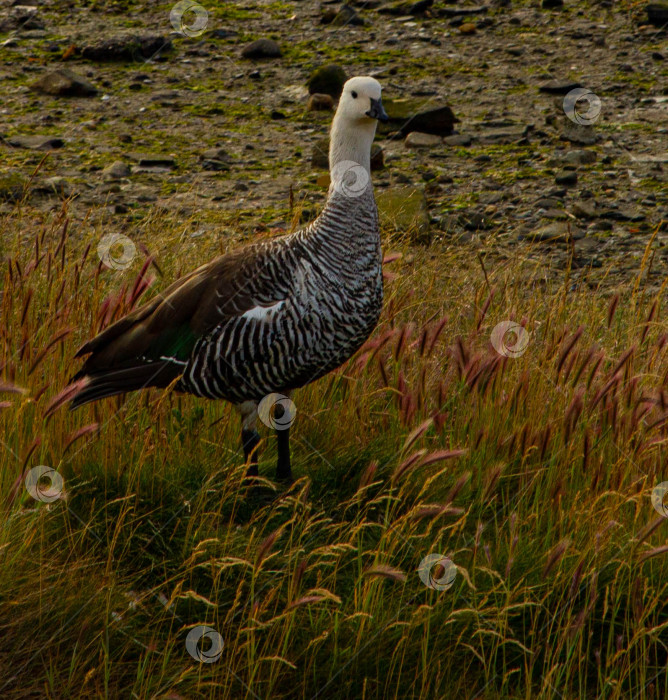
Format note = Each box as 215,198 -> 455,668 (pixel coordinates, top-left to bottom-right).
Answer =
69,361 -> 183,410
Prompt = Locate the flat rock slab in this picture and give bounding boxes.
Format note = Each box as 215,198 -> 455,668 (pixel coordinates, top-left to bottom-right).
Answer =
4,134 -> 64,150
81,35 -> 171,62
30,69 -> 98,97
436,5 -> 487,17
405,131 -> 442,148
478,126 -> 529,143
628,153 -> 668,164
539,79 -> 582,94
380,97 -> 458,136
127,153 -> 176,168
571,201 -> 597,219
523,221 -> 584,243
600,207 -> 645,222
444,134 -> 472,146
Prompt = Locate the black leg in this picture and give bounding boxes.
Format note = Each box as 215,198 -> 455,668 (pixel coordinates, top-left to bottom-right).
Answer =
242,428 -> 261,477
276,426 -> 292,482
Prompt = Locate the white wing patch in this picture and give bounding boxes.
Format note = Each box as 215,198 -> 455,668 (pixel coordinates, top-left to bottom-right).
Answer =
241,300 -> 285,321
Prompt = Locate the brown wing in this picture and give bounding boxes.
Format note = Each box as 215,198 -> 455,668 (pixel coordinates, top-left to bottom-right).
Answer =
76,244 -> 271,371
68,241 -> 284,407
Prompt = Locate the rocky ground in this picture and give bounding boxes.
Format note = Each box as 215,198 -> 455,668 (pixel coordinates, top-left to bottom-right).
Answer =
0,0 -> 666,290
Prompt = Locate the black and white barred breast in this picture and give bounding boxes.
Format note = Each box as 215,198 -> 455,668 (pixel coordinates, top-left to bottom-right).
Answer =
178,188 -> 383,403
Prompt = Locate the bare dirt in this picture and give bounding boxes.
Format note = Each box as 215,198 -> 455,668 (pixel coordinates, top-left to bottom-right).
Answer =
1,0 -> 666,289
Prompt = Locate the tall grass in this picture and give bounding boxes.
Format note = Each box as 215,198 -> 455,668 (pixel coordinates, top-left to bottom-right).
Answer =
0,197 -> 666,698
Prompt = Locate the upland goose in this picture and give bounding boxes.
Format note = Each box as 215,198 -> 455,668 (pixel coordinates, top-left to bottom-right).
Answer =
69,76 -> 388,482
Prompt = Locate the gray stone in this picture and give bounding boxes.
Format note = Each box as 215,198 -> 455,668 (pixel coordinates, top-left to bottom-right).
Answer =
480,192 -> 504,205
241,39 -> 282,59
478,126 -> 528,144
30,69 -> 98,97
571,200 -> 597,219
555,170 -> 578,185
321,4 -> 365,26
541,208 -> 568,220
81,35 -> 172,62
561,121 -> 599,145
525,221 -> 584,243
539,79 -> 582,95
103,161 -> 131,179
201,148 -> 231,171
444,134 -> 472,146
535,197 -> 563,208
600,207 -> 644,222
458,209 -> 494,230
437,5 -> 487,17
5,134 -> 64,150
127,153 -> 176,168
405,132 -> 442,148
380,97 -> 458,136
565,149 -> 597,165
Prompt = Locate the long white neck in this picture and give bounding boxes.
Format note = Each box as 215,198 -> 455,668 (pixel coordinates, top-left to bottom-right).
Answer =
328,115 -> 377,195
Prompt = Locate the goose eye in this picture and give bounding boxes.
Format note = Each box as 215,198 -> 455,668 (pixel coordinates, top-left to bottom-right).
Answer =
351,90 -> 358,99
